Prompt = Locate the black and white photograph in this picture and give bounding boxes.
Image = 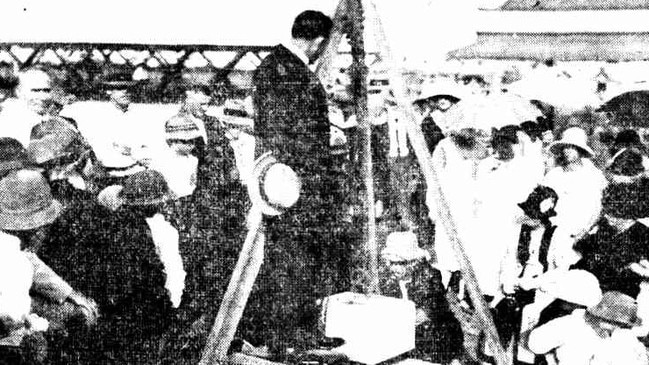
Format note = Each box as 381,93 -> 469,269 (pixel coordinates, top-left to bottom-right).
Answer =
1,1 -> 649,364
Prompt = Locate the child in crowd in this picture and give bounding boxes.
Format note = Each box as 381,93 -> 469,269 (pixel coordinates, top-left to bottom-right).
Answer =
381,230 -> 463,365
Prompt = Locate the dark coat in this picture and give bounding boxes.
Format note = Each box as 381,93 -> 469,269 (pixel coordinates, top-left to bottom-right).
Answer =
573,218 -> 649,298
41,204 -> 173,364
241,44 -> 351,353
382,262 -> 463,362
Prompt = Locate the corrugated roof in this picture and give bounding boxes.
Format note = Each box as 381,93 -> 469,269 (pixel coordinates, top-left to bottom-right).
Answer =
500,0 -> 649,11
448,32 -> 649,61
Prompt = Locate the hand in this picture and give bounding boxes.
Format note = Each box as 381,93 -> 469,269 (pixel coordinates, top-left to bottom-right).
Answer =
67,291 -> 99,326
630,259 -> 649,279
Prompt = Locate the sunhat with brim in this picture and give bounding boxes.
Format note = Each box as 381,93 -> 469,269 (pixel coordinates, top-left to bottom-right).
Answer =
30,118 -> 78,140
0,169 -> 62,231
414,80 -> 466,103
118,169 -> 174,206
100,71 -> 140,90
381,231 -> 429,262
165,115 -> 202,141
247,152 -> 301,216
215,99 -> 255,128
538,269 -> 602,308
587,291 -> 643,328
548,127 -> 594,157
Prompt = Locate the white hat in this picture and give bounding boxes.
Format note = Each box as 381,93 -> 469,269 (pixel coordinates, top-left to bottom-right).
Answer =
247,152 -> 301,216
548,127 -> 594,157
414,80 -> 466,103
381,231 -> 429,262
538,269 -> 602,307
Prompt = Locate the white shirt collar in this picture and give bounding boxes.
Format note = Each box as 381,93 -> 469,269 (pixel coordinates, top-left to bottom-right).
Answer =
282,41 -> 310,67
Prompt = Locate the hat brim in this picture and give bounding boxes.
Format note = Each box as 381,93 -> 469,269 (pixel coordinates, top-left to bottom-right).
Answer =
120,194 -> 173,206
587,309 -> 643,328
248,152 -> 283,216
166,131 -> 203,141
102,81 -> 140,89
549,141 -> 594,158
0,199 -> 62,231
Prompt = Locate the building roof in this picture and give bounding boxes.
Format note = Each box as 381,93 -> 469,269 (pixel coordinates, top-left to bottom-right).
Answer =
448,32 -> 649,61
500,0 -> 649,11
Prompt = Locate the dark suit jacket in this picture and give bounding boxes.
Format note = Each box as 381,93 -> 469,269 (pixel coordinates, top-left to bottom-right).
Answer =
253,44 -> 335,207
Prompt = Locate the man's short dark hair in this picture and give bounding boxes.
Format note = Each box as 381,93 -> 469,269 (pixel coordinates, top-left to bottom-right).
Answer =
291,10 -> 333,40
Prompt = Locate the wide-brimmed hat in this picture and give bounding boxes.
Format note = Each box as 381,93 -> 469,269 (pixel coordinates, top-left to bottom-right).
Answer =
548,127 -> 594,157
0,137 -> 28,176
100,71 -> 140,90
414,80 -> 465,104
587,291 -> 642,328
247,152 -> 301,216
118,169 -> 173,206
0,169 -> 62,230
165,114 -> 202,141
215,99 -> 255,128
28,124 -> 87,165
538,269 -> 602,307
606,147 -> 648,183
381,231 -> 429,262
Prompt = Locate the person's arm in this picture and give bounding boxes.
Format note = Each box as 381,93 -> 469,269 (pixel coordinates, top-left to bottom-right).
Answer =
24,252 -> 99,325
527,315 -> 570,355
24,251 -> 73,304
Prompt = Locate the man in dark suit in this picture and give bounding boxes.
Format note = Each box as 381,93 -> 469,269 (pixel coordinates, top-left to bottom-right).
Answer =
240,10 -> 352,359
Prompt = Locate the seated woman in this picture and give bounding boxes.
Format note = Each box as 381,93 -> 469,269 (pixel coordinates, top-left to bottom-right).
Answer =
381,230 -> 463,365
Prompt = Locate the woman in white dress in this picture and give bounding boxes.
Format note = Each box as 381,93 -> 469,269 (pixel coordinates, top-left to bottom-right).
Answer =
543,127 -> 607,270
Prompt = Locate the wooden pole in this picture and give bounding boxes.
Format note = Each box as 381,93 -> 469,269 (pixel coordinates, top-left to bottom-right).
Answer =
361,1 -> 510,364
199,208 -> 265,365
348,0 -> 379,295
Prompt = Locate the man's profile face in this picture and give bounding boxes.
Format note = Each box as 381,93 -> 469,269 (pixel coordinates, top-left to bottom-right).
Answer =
306,36 -> 329,64
17,70 -> 53,115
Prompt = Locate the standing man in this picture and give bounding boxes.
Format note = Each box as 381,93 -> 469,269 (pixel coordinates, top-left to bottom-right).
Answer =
241,10 -> 350,359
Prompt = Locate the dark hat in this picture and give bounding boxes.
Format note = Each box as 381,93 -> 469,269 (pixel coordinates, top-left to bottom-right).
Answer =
28,120 -> 87,165
0,137 -> 28,176
607,148 -> 646,179
165,115 -> 202,141
614,129 -> 642,149
518,185 -> 558,220
0,169 -> 62,230
118,170 -> 172,206
100,71 -> 139,90
587,291 -> 642,328
602,178 -> 649,219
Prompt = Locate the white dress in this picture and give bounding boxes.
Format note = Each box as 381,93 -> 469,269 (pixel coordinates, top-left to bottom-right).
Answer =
542,159 -> 606,269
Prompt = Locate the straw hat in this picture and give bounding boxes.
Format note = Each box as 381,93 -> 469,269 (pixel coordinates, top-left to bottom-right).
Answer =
0,169 -> 62,230
548,127 -> 594,157
587,291 -> 642,328
381,231 -> 429,262
538,269 -> 602,307
100,70 -> 140,90
118,170 -> 173,206
215,99 -> 255,128
165,114 -> 202,141
414,80 -> 465,103
247,152 -> 301,216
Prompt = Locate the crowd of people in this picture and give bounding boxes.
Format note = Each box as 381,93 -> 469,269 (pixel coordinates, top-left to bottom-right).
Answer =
1,8 -> 649,365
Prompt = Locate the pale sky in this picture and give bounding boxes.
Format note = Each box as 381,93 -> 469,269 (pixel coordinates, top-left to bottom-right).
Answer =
0,1 -> 505,67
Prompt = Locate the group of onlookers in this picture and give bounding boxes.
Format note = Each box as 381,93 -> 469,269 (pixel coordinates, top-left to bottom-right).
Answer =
0,66 -> 246,364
